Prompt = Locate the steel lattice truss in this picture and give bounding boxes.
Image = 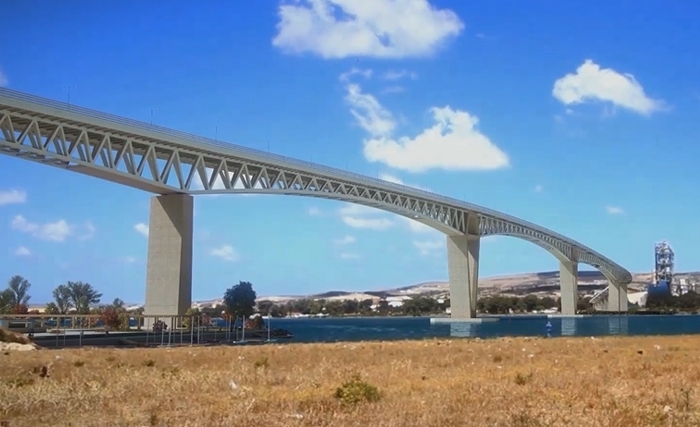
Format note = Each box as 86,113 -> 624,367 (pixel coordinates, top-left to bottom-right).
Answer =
0,89 -> 632,284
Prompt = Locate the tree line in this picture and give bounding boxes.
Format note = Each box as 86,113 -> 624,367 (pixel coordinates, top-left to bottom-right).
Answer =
8,273 -> 700,327
0,275 -> 104,315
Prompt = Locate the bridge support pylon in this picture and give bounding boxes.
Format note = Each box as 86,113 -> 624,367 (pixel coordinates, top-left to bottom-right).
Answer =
144,194 -> 194,327
447,215 -> 480,319
559,260 -> 578,315
607,281 -> 628,312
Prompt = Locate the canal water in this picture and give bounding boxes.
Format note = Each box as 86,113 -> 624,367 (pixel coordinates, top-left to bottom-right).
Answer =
259,315 -> 700,343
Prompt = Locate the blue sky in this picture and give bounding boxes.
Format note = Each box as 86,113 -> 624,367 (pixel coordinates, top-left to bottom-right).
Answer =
1,0 -> 700,303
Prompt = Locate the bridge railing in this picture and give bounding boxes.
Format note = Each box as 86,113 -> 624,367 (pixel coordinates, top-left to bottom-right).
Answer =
0,88 -> 622,268
0,313 -> 279,349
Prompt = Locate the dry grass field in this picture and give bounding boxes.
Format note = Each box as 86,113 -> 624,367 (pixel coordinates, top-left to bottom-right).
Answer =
2,336 -> 700,427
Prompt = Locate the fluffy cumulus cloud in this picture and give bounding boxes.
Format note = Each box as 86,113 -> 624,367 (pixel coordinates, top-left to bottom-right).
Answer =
272,0 -> 464,59
210,244 -> 239,262
361,105 -> 510,172
0,189 -> 27,205
552,60 -> 662,115
10,215 -> 74,242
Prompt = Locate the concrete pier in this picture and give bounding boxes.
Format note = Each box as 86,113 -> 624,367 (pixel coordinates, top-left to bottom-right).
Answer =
608,281 -> 629,312
447,215 -> 480,319
143,194 -> 194,322
559,260 -> 579,315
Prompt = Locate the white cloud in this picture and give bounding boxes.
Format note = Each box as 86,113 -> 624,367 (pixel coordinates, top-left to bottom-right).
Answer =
79,222 -> 96,241
272,0 -> 464,59
339,203 -> 393,230
381,86 -> 406,95
413,239 -> 442,256
334,235 -> 356,245
0,189 -> 27,205
134,223 -> 149,237
345,84 -> 396,136
340,252 -> 361,260
364,105 -> 510,172
534,185 -> 543,193
308,206 -> 323,216
11,215 -> 72,242
552,59 -> 662,115
210,244 -> 239,262
340,67 -> 372,82
14,246 -> 30,256
0,69 -> 7,87
605,206 -> 625,215
383,70 -> 417,80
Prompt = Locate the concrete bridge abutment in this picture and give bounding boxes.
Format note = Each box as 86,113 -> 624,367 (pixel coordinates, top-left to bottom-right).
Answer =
143,194 -> 194,327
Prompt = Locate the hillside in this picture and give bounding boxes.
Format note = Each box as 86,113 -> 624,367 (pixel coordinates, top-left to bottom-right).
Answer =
26,270 -> 700,310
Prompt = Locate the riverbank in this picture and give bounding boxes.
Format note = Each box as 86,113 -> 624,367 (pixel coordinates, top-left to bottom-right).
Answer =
2,335 -> 700,426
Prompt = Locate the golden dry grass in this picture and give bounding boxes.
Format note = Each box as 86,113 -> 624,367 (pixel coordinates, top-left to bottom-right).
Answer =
2,336 -> 700,426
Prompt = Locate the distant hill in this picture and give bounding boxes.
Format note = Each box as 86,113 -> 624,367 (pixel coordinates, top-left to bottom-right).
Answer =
26,270 -> 700,309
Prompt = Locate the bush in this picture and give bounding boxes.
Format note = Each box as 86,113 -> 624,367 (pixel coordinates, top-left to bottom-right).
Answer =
11,304 -> 28,315
334,374 -> 380,405
101,307 -> 122,330
182,308 -> 200,330
254,357 -> 269,369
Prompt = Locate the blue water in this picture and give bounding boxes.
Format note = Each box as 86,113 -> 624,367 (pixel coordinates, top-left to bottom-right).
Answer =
257,315 -> 700,343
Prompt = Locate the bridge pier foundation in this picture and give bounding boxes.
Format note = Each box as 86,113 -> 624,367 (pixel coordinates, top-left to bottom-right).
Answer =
607,281 -> 628,312
143,194 -> 194,328
447,215 -> 480,319
559,260 -> 578,315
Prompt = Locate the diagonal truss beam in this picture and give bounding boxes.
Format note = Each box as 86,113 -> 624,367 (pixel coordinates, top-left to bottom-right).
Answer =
0,95 -> 633,285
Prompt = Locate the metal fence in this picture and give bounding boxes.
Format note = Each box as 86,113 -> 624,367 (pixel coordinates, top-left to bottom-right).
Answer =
0,314 -> 266,349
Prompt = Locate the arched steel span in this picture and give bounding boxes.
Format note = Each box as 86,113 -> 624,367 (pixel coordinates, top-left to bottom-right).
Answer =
0,88 -> 632,285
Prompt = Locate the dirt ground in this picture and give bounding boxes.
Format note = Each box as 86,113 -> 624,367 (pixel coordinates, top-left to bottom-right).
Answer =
1,335 -> 699,426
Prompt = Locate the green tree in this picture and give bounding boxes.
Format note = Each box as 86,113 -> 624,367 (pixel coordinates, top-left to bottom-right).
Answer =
0,289 -> 14,314
65,281 -> 103,314
44,302 -> 60,314
7,275 -> 31,306
223,281 -> 257,320
52,284 -> 73,314
112,298 -> 125,309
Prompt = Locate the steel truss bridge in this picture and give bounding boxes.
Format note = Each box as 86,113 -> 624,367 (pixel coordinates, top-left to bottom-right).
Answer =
0,88 -> 632,289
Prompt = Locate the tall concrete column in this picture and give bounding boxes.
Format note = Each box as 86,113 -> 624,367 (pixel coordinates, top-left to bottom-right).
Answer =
608,281 -> 628,312
447,214 -> 480,319
559,260 -> 578,315
144,194 -> 194,320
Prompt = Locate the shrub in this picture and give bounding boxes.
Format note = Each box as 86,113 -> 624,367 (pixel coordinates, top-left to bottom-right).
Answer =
254,357 -> 269,369
334,374 -> 380,405
11,304 -> 28,315
182,308 -> 200,330
101,307 -> 122,330
514,372 -> 532,385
